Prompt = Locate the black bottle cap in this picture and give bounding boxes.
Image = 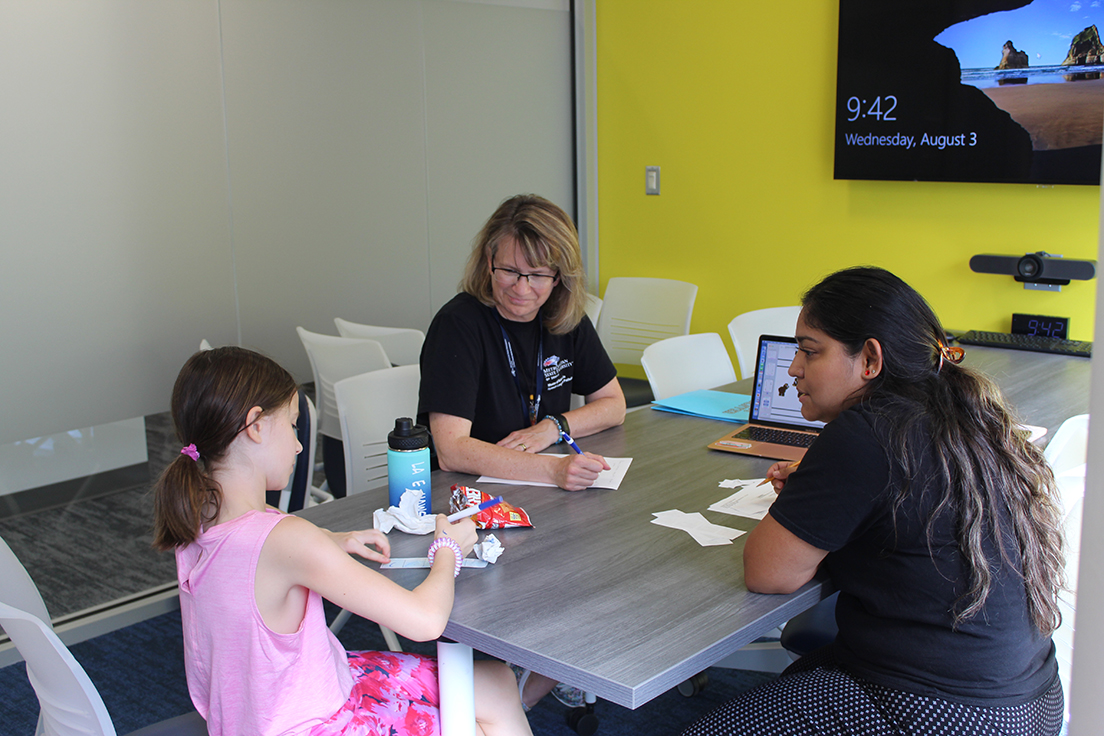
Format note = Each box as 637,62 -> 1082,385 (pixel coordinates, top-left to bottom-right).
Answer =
387,417 -> 430,451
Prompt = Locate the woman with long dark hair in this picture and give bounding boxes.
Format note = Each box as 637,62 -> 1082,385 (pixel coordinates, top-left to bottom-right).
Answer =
685,267 -> 1065,736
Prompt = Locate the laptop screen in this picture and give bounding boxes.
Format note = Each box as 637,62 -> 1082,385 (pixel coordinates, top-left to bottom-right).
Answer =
749,336 -> 826,431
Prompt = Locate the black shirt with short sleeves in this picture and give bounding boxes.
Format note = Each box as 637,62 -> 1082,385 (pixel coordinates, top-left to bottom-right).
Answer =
418,293 -> 616,443
769,400 -> 1057,706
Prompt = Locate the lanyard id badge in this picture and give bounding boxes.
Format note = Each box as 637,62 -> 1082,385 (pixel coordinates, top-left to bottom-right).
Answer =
496,312 -> 544,427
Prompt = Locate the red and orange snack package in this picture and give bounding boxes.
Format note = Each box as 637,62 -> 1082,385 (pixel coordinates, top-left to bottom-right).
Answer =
449,485 -> 533,529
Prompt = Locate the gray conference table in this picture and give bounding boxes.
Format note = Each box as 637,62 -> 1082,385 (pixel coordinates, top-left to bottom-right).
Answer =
298,344 -> 1090,716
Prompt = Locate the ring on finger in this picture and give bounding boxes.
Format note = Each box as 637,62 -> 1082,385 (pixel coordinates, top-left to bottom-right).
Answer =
519,443 -> 527,451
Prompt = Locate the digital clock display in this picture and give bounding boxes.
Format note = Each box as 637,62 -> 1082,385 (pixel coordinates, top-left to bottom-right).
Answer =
1011,313 -> 1069,339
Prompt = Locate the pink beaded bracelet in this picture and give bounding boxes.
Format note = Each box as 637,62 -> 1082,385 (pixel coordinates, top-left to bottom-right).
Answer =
427,536 -> 464,578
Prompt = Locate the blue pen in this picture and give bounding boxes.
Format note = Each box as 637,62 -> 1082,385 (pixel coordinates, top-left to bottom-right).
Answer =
560,431 -> 584,455
447,495 -> 505,523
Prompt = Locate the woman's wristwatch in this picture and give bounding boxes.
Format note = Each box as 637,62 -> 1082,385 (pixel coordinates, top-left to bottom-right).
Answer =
427,536 -> 464,577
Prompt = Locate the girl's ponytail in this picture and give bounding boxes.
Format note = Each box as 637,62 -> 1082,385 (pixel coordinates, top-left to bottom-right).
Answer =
152,450 -> 221,550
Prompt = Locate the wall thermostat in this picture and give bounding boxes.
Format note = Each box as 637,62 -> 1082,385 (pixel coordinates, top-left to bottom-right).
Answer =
1011,313 -> 1069,339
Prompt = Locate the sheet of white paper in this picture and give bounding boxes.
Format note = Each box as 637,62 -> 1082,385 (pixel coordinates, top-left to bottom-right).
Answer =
651,509 -> 745,546
709,484 -> 777,520
477,455 -> 633,489
380,557 -> 489,569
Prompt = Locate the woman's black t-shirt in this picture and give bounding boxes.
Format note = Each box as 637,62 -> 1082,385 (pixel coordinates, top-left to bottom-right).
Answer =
769,401 -> 1058,706
417,293 -> 616,443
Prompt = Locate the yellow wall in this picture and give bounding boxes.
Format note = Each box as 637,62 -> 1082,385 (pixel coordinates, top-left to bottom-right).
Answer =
595,0 -> 1100,378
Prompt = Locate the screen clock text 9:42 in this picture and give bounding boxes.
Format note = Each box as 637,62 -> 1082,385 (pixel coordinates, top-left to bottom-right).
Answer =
845,96 -> 897,122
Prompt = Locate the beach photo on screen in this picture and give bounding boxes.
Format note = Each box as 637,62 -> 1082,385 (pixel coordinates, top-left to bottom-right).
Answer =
834,0 -> 1103,185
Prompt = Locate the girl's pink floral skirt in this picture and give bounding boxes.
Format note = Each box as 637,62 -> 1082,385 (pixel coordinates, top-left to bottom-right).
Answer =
310,651 -> 441,736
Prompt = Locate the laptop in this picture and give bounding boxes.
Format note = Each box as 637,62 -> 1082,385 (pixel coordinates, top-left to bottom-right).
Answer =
707,335 -> 825,461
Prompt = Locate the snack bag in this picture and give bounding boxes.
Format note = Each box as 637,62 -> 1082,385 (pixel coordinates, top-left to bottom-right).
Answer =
449,485 -> 533,529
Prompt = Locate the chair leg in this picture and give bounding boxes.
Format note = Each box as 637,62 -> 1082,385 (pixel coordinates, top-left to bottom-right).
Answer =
330,609 -> 403,653
381,625 -> 403,652
330,608 -> 353,634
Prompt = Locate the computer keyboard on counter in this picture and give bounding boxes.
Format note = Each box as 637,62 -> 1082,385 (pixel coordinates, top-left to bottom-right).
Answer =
955,330 -> 1092,357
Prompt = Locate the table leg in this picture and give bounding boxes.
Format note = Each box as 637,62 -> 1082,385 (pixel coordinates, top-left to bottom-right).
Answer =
437,639 -> 476,736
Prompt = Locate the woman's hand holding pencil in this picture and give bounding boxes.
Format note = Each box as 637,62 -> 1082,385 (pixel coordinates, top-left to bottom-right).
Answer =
759,460 -> 800,493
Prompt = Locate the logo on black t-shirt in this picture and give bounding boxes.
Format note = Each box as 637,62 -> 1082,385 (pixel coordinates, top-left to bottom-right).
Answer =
543,355 -> 573,391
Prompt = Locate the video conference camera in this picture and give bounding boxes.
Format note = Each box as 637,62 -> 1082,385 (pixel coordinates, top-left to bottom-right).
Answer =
969,252 -> 1096,291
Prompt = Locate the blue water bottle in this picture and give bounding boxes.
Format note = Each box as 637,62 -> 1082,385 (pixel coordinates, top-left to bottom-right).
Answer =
387,417 -> 431,515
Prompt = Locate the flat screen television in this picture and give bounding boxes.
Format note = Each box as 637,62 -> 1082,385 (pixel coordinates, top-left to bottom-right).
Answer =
834,0 -> 1104,185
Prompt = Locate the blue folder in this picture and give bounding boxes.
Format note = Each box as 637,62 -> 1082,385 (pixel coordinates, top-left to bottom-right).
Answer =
650,389 -> 752,423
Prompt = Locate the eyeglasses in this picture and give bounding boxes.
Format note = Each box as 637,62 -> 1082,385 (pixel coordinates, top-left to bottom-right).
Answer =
492,265 -> 558,288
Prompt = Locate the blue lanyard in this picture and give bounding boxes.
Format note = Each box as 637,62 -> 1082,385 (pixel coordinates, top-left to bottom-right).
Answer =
496,311 -> 544,427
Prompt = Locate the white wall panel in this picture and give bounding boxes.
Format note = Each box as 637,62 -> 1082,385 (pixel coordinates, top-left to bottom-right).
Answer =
0,0 -> 573,449
422,0 -> 574,315
220,0 -> 433,383
0,1 -> 236,446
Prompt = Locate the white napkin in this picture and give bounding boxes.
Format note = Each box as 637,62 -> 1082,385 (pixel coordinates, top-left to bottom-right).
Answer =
373,489 -> 436,535
474,533 -> 504,563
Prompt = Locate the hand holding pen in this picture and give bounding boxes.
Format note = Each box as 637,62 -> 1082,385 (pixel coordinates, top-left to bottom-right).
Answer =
556,431 -> 610,491
447,495 -> 505,522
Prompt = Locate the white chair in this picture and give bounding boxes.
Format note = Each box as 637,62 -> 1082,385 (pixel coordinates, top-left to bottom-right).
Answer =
335,365 -> 421,497
595,277 -> 698,365
1043,413 -> 1088,726
596,277 -> 698,407
330,364 -> 421,649
296,328 -> 392,496
333,319 -> 425,366
584,293 -> 603,325
0,602 -> 208,736
727,306 -> 802,380
0,535 -> 51,630
2,534 -> 54,736
641,333 -> 737,401
0,536 -> 207,736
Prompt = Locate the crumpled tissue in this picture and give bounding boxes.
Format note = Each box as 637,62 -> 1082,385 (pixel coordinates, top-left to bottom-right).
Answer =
473,534 -> 503,563
373,489 -> 436,535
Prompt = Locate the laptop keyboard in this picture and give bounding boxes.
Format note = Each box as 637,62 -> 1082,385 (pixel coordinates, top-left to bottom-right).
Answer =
733,426 -> 817,447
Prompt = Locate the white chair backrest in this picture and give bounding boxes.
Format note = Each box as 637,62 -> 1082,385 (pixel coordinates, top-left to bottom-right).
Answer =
1044,413 -> 1089,486
584,293 -> 603,325
296,328 -> 391,439
1042,413 -> 1088,725
333,319 -> 425,366
0,601 -> 116,736
596,277 -> 698,365
641,333 -> 737,401
727,306 -> 802,379
335,364 -> 421,496
276,393 -> 319,512
0,535 -> 51,627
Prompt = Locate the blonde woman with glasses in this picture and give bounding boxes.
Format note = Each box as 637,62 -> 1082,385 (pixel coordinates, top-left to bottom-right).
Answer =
418,193 -> 626,710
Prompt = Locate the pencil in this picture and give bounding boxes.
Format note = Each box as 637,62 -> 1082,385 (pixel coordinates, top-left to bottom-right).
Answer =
757,461 -> 800,487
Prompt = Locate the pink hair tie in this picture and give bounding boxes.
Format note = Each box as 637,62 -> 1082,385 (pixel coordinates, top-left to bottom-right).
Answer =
181,444 -> 200,461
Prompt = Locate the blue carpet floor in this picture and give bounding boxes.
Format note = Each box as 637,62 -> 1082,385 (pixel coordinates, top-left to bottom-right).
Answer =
0,603 -> 776,735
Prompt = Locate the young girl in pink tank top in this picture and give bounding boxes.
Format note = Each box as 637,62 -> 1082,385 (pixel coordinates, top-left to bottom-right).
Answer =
152,347 -> 531,736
